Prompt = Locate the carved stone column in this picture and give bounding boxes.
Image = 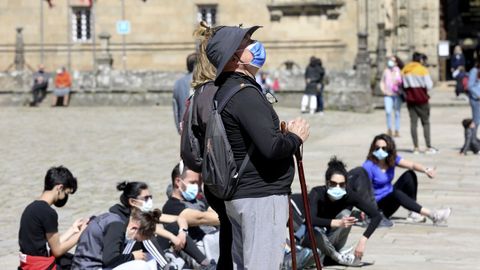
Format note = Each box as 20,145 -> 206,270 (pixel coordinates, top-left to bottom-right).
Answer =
14,27 -> 25,71
374,23 -> 387,96
355,32 -> 371,86
96,32 -> 113,69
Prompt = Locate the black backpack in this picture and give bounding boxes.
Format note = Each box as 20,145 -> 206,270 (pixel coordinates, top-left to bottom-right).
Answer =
180,93 -> 203,173
202,83 -> 257,200
180,82 -> 218,173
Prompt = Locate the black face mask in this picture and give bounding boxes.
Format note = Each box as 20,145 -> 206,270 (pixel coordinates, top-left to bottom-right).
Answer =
54,194 -> 69,207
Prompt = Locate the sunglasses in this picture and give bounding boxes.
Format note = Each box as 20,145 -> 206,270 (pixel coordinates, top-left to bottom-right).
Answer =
136,195 -> 153,202
375,146 -> 387,151
328,180 -> 346,188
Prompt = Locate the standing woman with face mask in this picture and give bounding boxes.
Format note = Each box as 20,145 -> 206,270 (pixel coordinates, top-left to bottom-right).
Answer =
380,56 -> 403,137
362,134 -> 451,225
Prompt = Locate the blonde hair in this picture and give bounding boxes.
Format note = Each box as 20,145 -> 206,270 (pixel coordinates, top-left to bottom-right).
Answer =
191,21 -> 217,89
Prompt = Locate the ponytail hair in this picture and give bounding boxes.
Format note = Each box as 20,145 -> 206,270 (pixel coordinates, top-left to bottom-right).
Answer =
131,208 -> 162,240
325,156 -> 348,185
116,181 -> 148,207
191,21 -> 217,89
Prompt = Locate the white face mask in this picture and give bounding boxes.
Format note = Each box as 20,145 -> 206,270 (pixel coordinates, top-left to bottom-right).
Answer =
327,187 -> 347,201
138,198 -> 153,212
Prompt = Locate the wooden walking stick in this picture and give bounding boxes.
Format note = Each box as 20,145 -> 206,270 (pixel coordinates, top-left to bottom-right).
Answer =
281,121 -> 322,270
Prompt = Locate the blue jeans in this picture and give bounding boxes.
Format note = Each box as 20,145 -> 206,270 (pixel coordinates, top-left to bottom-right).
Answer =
469,97 -> 480,127
384,95 -> 401,131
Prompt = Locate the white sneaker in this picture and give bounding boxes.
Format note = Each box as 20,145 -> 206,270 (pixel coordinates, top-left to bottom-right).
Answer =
339,245 -> 354,255
336,252 -> 362,266
431,208 -> 451,225
406,211 -> 427,223
425,147 -> 439,154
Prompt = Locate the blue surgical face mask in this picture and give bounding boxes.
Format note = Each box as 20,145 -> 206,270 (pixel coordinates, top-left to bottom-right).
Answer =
373,148 -> 389,160
246,41 -> 266,69
387,60 -> 395,68
181,182 -> 199,201
327,187 -> 347,201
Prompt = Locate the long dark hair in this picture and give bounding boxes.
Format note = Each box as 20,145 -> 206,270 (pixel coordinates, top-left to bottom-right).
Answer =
116,181 -> 148,208
325,156 -> 348,185
131,208 -> 161,240
366,134 -> 397,168
393,55 -> 404,69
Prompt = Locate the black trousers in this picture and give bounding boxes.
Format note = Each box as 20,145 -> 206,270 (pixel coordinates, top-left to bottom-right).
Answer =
204,185 -> 233,270
31,83 -> 48,105
377,170 -> 423,218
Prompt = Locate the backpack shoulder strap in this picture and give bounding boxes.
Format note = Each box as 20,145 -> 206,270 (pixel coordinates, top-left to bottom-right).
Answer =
216,83 -> 258,113
216,83 -> 259,179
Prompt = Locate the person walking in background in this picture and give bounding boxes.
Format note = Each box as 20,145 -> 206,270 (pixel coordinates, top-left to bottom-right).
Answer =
173,53 -> 197,134
302,56 -> 325,115
451,45 -> 467,98
467,57 -> 480,137
401,52 -> 437,154
52,67 -> 72,107
362,134 -> 451,225
30,64 -> 49,107
451,45 -> 466,79
380,56 -> 403,137
459,118 -> 480,155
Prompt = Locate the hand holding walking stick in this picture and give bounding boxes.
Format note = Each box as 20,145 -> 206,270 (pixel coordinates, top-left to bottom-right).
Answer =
281,120 -> 321,270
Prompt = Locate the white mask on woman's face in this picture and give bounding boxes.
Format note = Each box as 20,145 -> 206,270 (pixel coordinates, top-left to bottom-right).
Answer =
138,198 -> 153,212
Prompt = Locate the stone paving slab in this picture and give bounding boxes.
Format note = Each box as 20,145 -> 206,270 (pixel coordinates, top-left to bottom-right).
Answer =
0,99 -> 479,269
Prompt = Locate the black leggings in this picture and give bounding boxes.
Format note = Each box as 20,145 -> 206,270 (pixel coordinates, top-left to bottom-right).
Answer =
377,170 -> 423,218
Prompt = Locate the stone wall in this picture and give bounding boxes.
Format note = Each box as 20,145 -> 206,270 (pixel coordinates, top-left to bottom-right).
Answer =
0,69 -> 372,112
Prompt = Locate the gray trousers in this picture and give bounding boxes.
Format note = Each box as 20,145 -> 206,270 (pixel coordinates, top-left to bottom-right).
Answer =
407,103 -> 431,148
303,209 -> 352,262
225,195 -> 288,270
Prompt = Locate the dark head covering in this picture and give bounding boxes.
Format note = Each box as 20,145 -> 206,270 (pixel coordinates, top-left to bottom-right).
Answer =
206,25 -> 261,80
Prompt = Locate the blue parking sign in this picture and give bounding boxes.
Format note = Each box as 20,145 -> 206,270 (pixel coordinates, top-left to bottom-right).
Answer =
116,20 -> 131,35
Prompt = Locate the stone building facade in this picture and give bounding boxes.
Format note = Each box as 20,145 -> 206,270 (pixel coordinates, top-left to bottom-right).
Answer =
0,0 -> 442,109
0,0 -> 440,77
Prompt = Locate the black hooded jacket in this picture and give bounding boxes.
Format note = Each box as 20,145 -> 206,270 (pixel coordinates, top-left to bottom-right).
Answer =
215,72 -> 302,199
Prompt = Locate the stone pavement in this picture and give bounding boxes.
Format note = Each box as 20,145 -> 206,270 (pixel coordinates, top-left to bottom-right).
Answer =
1,88 -> 479,269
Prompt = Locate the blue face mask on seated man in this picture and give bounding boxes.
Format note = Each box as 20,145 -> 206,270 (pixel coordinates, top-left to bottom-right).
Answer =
373,148 -> 389,160
181,183 -> 199,201
246,41 -> 266,69
327,187 -> 346,201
